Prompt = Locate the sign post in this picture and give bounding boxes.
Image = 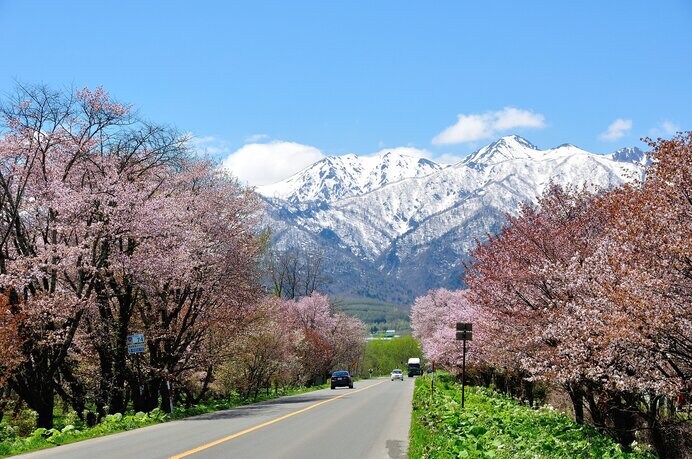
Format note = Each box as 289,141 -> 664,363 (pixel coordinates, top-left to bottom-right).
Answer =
127,333 -> 145,355
127,333 -> 146,399
455,322 -> 473,408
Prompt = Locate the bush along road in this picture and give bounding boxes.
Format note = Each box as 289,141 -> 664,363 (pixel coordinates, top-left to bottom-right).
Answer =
409,374 -> 656,459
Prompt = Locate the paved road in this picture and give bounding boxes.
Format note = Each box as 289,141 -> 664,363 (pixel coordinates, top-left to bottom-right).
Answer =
16,377 -> 414,459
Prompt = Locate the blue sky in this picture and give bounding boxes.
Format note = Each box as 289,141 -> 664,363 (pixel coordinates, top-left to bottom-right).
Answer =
1,0 -> 691,185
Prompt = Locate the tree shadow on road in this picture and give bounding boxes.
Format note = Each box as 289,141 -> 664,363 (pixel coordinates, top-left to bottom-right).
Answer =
183,394 -> 330,421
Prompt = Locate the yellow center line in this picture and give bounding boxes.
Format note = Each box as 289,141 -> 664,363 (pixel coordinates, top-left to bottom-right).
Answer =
169,380 -> 387,459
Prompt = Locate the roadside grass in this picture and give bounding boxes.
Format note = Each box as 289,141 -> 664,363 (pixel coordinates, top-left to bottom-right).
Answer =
0,383 -> 329,458
409,373 -> 656,459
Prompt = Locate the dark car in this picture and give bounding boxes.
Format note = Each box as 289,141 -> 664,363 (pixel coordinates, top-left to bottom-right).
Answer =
330,370 -> 353,389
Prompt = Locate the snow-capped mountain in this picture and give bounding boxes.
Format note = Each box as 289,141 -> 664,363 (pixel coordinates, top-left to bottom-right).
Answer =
607,146 -> 650,166
258,150 -> 442,203
259,135 -> 646,303
462,135 -> 539,169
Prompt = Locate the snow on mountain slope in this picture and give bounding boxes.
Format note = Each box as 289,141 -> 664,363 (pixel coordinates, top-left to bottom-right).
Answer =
258,135 -> 647,302
258,149 -> 442,203
462,135 -> 539,169
607,146 -> 650,166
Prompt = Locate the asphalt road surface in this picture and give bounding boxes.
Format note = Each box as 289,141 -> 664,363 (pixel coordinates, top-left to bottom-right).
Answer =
16,376 -> 415,459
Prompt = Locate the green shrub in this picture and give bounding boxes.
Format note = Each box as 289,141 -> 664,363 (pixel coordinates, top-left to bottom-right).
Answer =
0,424 -> 16,443
11,410 -> 37,437
104,413 -> 122,423
410,375 -> 656,459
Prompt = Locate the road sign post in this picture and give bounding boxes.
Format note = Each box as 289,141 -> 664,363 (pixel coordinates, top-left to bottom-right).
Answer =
127,333 -> 145,354
455,322 -> 473,408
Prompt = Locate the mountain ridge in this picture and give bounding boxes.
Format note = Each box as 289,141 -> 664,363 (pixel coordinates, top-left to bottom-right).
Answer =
259,135 -> 647,303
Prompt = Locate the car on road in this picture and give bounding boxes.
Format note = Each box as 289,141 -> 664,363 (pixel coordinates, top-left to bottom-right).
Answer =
391,369 -> 403,381
331,370 -> 353,389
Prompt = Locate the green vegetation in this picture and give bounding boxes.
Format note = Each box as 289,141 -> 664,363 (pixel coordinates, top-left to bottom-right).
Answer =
0,384 -> 328,458
362,336 -> 421,376
409,374 -> 656,459
334,296 -> 411,335
0,410 -> 168,457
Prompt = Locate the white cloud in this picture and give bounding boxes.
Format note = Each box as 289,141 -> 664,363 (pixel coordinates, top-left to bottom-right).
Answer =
220,141 -> 325,186
245,133 -> 270,143
492,107 -> 546,131
190,135 -> 232,157
599,118 -> 632,141
660,121 -> 680,135
648,120 -> 680,138
432,107 -> 546,145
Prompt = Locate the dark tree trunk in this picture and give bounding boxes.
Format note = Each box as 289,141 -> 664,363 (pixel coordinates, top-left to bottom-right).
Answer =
92,276 -> 135,417
160,380 -> 171,413
55,365 -> 86,420
9,296 -> 83,430
11,370 -> 55,429
646,395 -> 670,459
194,365 -> 214,404
132,378 -> 160,413
108,314 -> 129,415
522,378 -> 534,407
567,384 -> 584,424
95,343 -> 111,419
610,393 -> 638,449
585,387 -> 606,430
35,394 -> 55,429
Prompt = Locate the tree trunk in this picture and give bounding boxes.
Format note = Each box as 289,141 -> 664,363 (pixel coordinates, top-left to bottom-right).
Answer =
10,363 -> 56,429
610,393 -> 638,449
522,378 -> 534,407
93,278 -> 135,417
35,392 -> 55,429
95,344 -> 113,419
567,384 -> 584,424
54,365 -> 86,421
132,379 -> 160,413
193,365 -> 214,404
108,317 -> 129,415
585,387 -> 606,430
12,377 -> 54,428
160,380 -> 172,413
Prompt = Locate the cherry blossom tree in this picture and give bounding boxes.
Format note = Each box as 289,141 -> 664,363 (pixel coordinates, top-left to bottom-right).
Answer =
411,289 -> 480,369
460,142 -> 690,453
214,296 -> 295,399
0,85 -> 133,427
279,293 -> 366,384
597,134 -> 691,391
586,134 -> 691,452
0,84 -> 265,424
127,163 -> 264,411
0,291 -> 20,387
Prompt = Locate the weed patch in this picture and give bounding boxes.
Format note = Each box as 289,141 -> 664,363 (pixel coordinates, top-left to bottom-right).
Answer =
409,374 -> 656,459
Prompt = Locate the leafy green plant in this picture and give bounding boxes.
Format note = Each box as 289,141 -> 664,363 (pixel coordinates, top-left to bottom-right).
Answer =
410,374 -> 656,459
9,410 -> 37,438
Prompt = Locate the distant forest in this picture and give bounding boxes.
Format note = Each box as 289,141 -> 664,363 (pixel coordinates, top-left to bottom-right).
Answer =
333,296 -> 411,335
